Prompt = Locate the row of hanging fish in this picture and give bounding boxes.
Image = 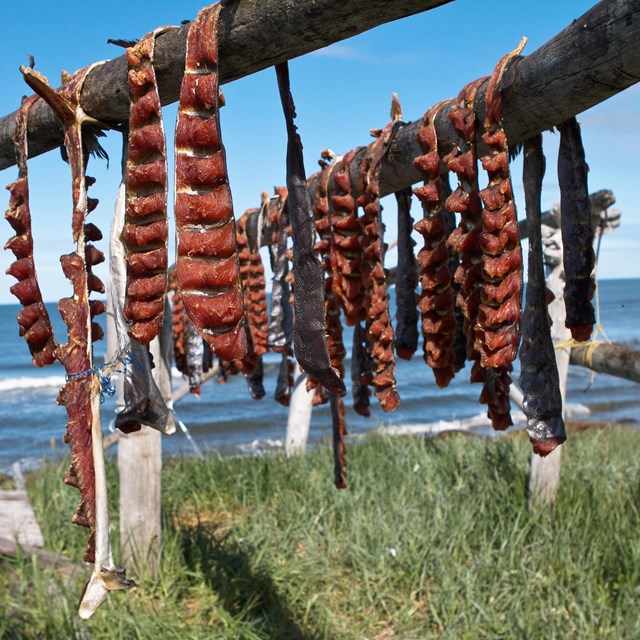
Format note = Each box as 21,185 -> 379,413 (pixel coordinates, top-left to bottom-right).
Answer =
209,42 -> 596,478
4,0 -> 596,617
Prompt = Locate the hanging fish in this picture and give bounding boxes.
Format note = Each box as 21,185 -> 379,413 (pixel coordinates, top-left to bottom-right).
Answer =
519,134 -> 566,456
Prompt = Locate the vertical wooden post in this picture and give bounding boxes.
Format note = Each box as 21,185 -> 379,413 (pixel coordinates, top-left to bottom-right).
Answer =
108,293 -> 167,577
528,220 -> 568,509
285,363 -> 315,456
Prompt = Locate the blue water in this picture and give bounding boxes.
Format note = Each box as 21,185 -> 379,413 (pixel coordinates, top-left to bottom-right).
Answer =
0,279 -> 638,468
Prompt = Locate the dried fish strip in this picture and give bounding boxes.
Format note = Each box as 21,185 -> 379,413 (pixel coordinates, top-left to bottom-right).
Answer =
520,134 -> 566,456
476,40 -> 527,430
111,182 -> 175,434
444,78 -> 487,379
237,208 -> 269,356
330,392 -> 348,489
267,188 -> 294,354
124,27 -> 175,344
557,117 -> 596,341
393,187 -> 419,360
275,61 -> 344,395
21,64 -> 134,619
307,154 -> 347,403
175,4 -> 247,362
5,94 -> 58,367
413,100 -> 458,388
351,322 -> 373,417
330,147 -> 367,325
357,96 -> 402,410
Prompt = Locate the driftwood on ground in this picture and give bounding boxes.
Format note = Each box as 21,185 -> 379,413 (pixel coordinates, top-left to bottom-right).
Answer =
0,536 -> 80,578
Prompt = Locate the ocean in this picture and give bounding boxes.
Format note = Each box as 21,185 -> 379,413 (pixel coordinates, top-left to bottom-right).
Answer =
0,279 -> 638,470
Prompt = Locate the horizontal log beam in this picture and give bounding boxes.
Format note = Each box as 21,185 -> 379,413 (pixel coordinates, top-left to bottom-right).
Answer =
570,342 -> 640,384
342,0 -> 640,200
0,0 -> 452,170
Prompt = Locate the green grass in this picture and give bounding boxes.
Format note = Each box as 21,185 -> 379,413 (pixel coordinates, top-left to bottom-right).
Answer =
1,426 -> 640,639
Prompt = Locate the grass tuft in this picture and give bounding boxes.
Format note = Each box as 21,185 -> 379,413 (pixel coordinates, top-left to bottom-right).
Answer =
1,426 -> 639,638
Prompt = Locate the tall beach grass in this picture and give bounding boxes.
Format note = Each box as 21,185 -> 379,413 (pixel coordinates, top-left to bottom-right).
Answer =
1,426 -> 639,639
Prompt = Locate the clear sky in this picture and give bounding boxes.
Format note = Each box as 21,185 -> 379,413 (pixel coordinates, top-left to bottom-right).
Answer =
0,0 -> 638,305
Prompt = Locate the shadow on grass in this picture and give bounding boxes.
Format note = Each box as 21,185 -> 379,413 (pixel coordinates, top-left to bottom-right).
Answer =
178,522 -> 323,640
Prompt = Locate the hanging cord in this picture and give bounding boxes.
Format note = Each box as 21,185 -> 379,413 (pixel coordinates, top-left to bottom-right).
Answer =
65,347 -> 134,403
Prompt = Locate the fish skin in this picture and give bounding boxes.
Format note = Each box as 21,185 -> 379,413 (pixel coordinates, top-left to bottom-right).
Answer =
519,134 -> 566,456
275,62 -> 345,395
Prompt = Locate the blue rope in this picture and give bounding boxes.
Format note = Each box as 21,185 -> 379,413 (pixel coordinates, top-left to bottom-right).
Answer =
65,348 -> 134,403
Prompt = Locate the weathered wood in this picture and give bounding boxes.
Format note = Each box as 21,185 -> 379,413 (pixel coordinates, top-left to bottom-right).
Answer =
285,364 -> 315,456
0,490 -> 44,547
2,0 -> 639,181
517,189 -> 615,239
117,307 -> 171,577
570,342 -> 640,383
0,0 -> 452,170
0,536 -> 80,577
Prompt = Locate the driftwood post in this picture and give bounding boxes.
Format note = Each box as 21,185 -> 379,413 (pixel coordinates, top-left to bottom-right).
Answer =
527,195 -> 620,508
285,364 -> 315,455
106,292 -> 165,577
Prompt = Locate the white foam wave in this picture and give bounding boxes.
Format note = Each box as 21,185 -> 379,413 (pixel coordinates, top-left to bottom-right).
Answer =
0,376 -> 66,392
566,403 -> 590,419
236,438 -> 283,456
379,409 -> 528,438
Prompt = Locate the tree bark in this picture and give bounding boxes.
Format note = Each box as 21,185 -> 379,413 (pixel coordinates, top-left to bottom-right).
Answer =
570,342 -> 640,384
0,0 -> 451,170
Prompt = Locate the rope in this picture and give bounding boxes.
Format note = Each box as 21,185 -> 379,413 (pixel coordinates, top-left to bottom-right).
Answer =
65,348 -> 134,403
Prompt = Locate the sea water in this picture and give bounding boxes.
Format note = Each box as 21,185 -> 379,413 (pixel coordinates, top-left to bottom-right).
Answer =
0,279 -> 638,469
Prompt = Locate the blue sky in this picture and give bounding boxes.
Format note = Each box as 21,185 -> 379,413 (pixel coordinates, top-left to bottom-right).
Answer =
0,0 -> 638,304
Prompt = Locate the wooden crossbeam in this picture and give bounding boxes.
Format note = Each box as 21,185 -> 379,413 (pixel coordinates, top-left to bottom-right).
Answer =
0,0 -> 452,170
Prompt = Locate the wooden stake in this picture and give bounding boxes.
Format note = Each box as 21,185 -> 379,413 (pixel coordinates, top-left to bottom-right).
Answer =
285,364 -> 315,456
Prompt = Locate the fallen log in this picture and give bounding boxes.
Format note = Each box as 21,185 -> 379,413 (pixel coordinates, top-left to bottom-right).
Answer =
0,0 -> 452,170
570,342 -> 640,384
0,536 -> 80,578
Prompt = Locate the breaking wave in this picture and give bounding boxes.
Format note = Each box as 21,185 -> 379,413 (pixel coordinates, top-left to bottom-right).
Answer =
0,376 -> 66,392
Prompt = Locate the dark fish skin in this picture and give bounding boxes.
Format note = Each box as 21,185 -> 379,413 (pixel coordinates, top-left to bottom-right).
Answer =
275,352 -> 294,406
245,357 -> 266,400
330,392 -> 347,489
557,117 -> 595,342
185,319 -> 204,395
275,62 -> 345,396
519,134 -> 566,456
394,187 -> 419,360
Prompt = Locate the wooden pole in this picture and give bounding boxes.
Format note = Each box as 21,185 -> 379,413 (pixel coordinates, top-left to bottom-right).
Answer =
0,0 -> 451,169
1,1 -> 639,180
285,364 -> 315,456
